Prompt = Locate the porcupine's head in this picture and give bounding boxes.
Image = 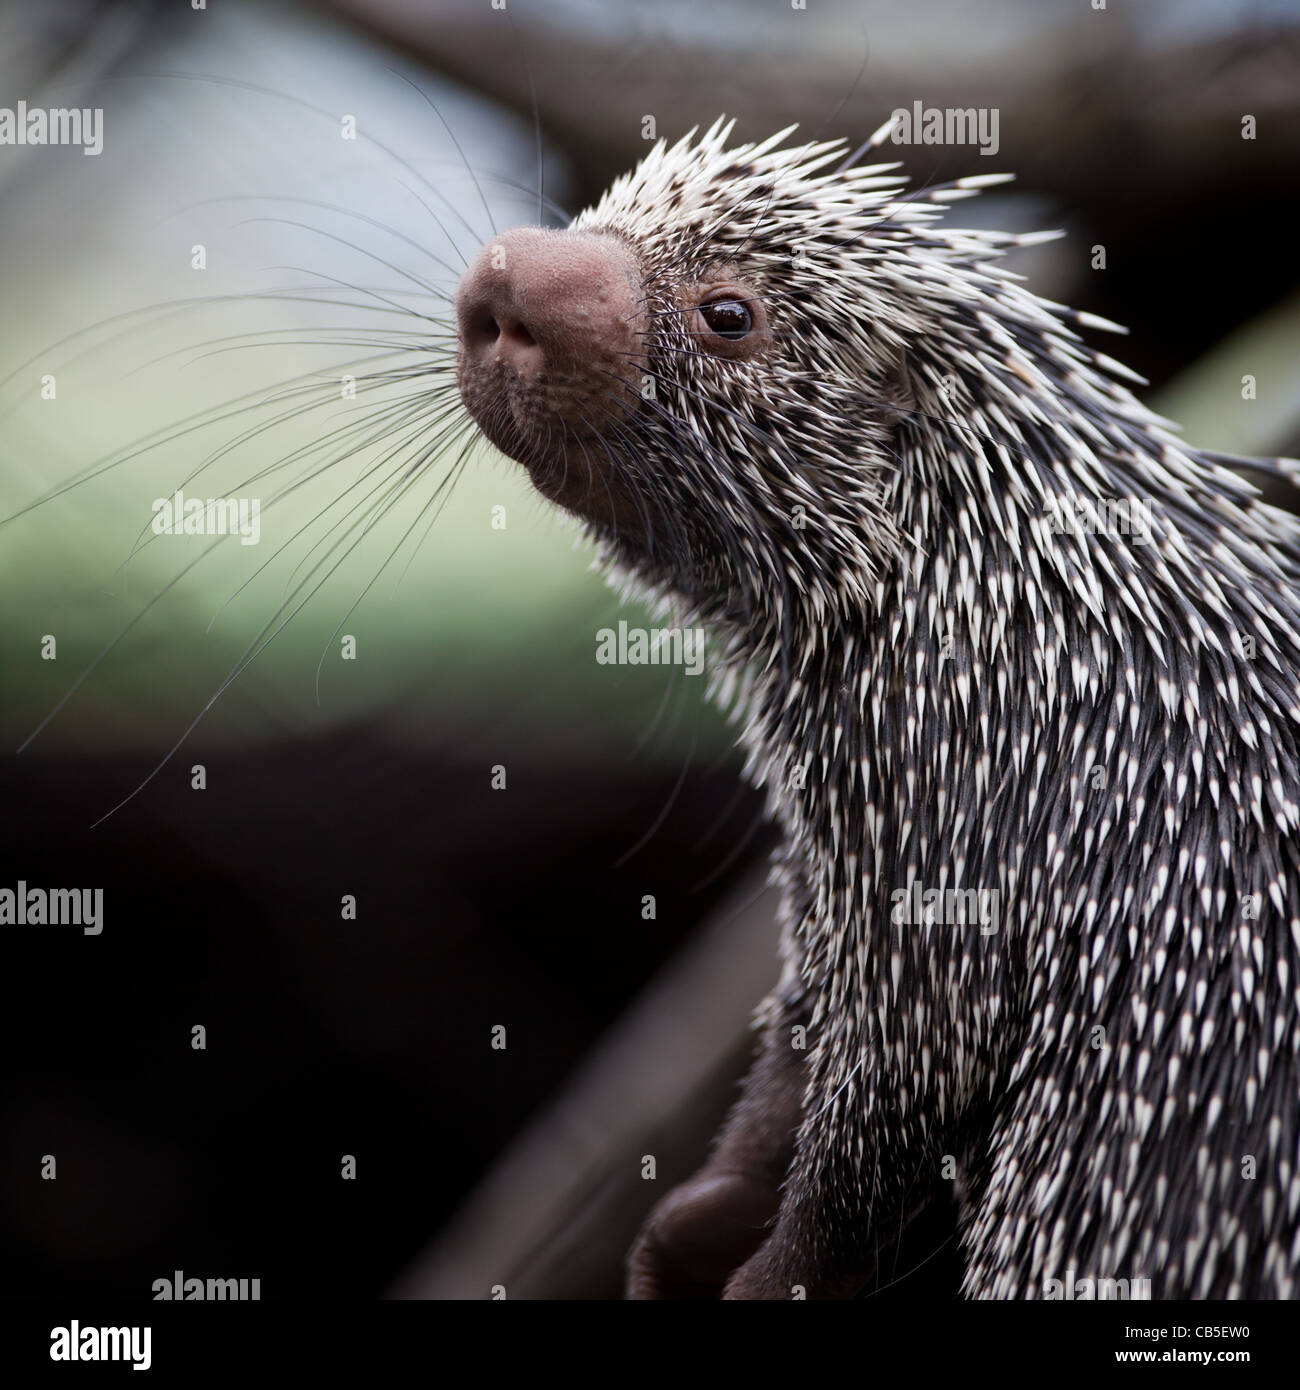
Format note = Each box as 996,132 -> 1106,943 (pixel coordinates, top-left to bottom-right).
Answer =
455,118 -> 993,629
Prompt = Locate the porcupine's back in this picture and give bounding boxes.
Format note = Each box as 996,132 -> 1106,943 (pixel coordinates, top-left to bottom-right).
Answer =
456,121 -> 1300,1296
869,402 -> 1300,1299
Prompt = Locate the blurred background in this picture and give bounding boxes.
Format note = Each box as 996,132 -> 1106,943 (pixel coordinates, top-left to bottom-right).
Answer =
1,0 -> 1298,1301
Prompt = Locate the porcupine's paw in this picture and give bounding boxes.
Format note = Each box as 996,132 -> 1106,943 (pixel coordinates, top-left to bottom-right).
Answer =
625,1169 -> 781,1299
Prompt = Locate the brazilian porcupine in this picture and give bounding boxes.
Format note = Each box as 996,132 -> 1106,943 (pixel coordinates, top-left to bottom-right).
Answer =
454,118 -> 1300,1300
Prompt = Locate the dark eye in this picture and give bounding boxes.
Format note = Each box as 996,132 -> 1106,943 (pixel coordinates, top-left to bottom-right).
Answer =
700,298 -> 753,340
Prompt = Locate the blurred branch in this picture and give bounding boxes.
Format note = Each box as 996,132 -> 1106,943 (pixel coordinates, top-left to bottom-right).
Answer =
390,866 -> 781,1300
319,0 -> 1300,215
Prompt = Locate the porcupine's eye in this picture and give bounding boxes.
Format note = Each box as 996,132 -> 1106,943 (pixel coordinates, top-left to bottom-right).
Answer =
692,282 -> 770,361
701,298 -> 752,339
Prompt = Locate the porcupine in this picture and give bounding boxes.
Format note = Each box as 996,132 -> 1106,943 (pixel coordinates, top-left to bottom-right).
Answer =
454,118 -> 1300,1300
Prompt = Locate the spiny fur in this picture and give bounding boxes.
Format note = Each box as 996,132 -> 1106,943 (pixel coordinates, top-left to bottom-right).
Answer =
554,119 -> 1300,1297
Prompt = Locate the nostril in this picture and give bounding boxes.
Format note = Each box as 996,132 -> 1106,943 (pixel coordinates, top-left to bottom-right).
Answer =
465,305 -> 540,358
498,314 -> 536,349
476,313 -> 500,344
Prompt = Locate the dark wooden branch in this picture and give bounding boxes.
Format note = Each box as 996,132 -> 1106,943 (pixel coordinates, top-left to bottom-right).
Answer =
318,1 -> 1300,216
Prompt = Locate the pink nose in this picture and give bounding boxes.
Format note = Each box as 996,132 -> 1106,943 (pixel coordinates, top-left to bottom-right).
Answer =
457,263 -> 549,383
456,226 -> 642,377
455,226 -> 647,452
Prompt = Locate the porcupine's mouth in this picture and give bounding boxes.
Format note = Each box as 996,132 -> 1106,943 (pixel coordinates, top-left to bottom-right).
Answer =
456,226 -> 651,531
462,361 -> 619,493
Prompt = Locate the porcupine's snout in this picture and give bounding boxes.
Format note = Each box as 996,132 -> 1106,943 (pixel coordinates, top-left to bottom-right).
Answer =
456,226 -> 649,519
